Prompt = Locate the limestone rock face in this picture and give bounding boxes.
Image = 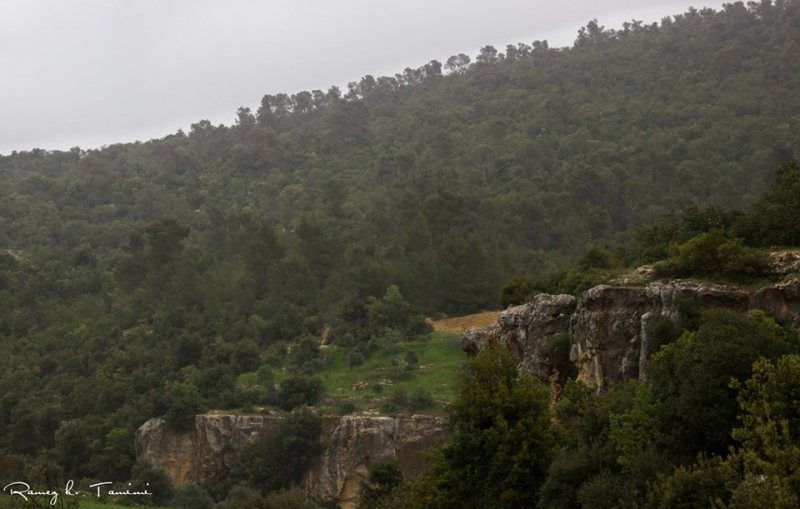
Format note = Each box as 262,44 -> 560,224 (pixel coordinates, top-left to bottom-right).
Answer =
460,324 -> 499,356
568,285 -> 650,389
750,278 -> 800,327
461,294 -> 576,381
462,280 -> 800,390
135,413 -> 447,508
135,414 -> 285,486
304,415 -> 448,509
570,281 -> 750,388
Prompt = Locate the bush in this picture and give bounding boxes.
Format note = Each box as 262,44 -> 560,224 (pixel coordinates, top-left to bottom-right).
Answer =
405,350 -> 419,368
348,350 -> 366,367
238,408 -> 323,493
644,315 -> 680,355
337,401 -> 357,414
262,488 -> 317,509
256,363 -> 274,384
545,333 -> 576,379
358,459 -> 403,509
276,375 -> 324,411
129,460 -> 174,505
389,388 -> 409,408
501,277 -> 538,308
409,388 -> 434,411
289,335 -> 321,370
736,159 -> 800,247
170,484 -> 214,509
163,381 -> 204,432
654,231 -> 769,281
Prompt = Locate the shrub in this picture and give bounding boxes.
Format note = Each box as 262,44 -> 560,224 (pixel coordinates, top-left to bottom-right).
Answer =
129,460 -> 174,505
163,381 -> 204,432
276,375 -> 324,411
348,350 -> 366,367
358,459 -> 403,509
654,231 -> 769,281
644,315 -> 680,355
501,277 -> 538,308
389,388 -> 409,408
170,484 -> 214,509
238,408 -> 323,493
409,388 -> 434,411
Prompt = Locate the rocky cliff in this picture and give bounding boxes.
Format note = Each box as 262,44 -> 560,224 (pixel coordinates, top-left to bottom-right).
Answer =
135,413 -> 447,508
462,279 -> 800,389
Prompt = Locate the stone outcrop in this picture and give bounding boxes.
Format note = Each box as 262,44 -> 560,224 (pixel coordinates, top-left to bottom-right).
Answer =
462,279 -> 800,390
304,415 -> 448,508
461,294 -> 576,382
135,413 -> 447,508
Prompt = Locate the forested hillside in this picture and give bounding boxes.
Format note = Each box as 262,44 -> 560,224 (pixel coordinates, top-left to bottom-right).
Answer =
1,1 -> 800,505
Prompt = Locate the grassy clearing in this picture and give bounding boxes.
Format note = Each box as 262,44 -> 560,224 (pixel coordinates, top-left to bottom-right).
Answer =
317,331 -> 465,405
236,331 -> 466,414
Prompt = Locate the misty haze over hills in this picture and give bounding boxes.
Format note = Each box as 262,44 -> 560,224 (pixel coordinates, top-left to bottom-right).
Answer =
0,0 -> 723,154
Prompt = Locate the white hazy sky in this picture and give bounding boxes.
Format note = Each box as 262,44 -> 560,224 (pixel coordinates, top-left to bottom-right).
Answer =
0,0 -> 726,155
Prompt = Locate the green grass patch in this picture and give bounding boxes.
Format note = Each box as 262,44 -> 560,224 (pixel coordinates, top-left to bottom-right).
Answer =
317,331 -> 464,406
235,331 -> 466,415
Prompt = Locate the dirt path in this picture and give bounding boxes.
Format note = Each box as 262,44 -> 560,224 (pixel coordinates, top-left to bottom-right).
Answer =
432,311 -> 500,333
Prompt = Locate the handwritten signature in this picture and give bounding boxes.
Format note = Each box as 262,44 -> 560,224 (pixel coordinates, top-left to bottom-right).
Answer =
3,480 -> 152,506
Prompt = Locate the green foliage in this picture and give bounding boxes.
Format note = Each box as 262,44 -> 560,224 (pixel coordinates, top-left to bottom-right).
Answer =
162,381 -> 204,432
726,354 -> 800,507
544,333 -> 576,380
577,247 -> 613,271
641,309 -> 795,463
261,489 -> 318,509
366,285 -> 431,338
654,231 -> 769,281
289,335 -> 321,372
609,386 -> 663,471
539,381 -> 638,509
575,471 -> 626,509
276,375 -> 324,411
644,314 -> 681,355
737,160 -> 800,247
129,460 -> 174,506
169,484 -> 214,509
647,354 -> 800,508
500,277 -> 538,308
391,344 -> 553,508
358,459 -> 403,509
409,388 -> 434,411
238,408 -> 323,493
646,456 -> 733,509
216,485 -> 317,509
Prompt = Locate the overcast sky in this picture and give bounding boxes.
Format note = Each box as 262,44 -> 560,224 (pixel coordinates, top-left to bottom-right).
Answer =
0,0 -> 727,155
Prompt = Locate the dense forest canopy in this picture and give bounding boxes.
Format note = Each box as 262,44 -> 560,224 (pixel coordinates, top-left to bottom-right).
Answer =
2,1 -> 799,315
1,1 -> 800,505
